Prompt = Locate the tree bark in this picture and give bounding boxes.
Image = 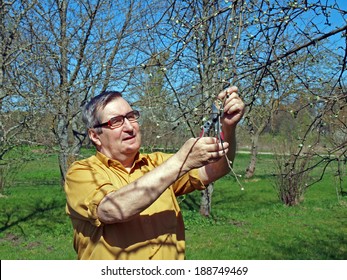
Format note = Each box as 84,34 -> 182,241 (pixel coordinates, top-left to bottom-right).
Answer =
245,120 -> 268,178
200,183 -> 214,217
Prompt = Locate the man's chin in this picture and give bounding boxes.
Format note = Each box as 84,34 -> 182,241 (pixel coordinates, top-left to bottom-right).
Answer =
122,135 -> 141,152
123,142 -> 141,153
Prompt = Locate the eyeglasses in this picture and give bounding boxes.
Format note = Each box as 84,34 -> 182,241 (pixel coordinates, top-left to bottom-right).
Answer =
93,110 -> 140,129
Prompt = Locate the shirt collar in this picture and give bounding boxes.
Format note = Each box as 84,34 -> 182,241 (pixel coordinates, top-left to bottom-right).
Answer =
96,151 -> 148,170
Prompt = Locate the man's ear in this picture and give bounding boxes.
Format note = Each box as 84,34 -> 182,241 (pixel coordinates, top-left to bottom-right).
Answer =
88,129 -> 102,147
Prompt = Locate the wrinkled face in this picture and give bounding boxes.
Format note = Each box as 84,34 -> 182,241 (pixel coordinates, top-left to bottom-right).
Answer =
89,97 -> 141,167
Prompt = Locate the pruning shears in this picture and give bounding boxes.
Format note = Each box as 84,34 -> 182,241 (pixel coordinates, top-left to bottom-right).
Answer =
199,100 -> 224,144
198,93 -> 245,191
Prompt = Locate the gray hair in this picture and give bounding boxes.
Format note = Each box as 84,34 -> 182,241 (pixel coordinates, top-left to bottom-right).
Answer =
82,91 -> 123,133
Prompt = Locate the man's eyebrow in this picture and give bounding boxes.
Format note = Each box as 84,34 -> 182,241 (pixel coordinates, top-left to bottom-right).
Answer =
110,111 -> 134,117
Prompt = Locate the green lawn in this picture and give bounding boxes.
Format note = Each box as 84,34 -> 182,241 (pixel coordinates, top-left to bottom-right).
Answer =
184,154 -> 347,260
0,151 -> 346,260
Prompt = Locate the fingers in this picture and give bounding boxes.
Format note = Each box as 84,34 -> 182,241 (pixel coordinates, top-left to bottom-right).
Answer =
206,148 -> 229,163
217,86 -> 239,101
187,137 -> 228,155
198,137 -> 229,161
179,137 -> 229,169
223,89 -> 243,111
217,86 -> 245,124
224,96 -> 244,116
198,136 -> 227,147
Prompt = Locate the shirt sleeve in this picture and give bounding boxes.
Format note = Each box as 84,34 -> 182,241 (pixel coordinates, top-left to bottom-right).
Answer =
64,158 -> 118,227
172,168 -> 206,196
149,152 -> 206,196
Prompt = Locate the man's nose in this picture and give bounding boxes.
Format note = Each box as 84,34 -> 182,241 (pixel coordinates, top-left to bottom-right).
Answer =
122,118 -> 135,130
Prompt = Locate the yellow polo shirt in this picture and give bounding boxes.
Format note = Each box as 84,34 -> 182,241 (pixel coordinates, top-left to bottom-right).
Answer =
64,151 -> 205,260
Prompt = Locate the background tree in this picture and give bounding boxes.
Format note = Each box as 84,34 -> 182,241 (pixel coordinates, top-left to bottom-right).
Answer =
21,0 -> 148,180
1,0 -> 346,206
0,0 -> 40,192
140,0 -> 347,206
134,0 -> 248,215
131,52 -> 178,151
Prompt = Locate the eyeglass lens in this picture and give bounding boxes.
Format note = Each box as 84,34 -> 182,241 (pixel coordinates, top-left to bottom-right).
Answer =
109,111 -> 139,128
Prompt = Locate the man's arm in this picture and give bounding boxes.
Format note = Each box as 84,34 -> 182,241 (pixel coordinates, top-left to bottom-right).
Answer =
97,137 -> 227,224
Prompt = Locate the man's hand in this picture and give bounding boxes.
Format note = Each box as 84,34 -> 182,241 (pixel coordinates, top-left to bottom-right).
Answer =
195,86 -> 245,185
175,137 -> 230,171
218,86 -> 245,128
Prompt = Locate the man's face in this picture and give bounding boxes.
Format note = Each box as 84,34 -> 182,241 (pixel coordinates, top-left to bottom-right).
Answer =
91,97 -> 142,166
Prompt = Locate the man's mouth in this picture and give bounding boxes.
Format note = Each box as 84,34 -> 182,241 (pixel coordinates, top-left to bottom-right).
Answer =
123,135 -> 135,141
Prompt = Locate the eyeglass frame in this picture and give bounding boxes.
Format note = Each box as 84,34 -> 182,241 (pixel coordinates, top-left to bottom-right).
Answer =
93,110 -> 140,129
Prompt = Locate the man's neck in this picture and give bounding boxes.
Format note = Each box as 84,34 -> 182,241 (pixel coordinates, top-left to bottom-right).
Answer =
104,151 -> 137,171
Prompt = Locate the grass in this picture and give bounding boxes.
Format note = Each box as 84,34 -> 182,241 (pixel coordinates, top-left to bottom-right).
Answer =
0,152 -> 76,260
183,153 -> 347,260
0,151 -> 346,260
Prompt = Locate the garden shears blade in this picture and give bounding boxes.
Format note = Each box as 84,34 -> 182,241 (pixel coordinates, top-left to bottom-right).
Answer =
199,102 -> 224,143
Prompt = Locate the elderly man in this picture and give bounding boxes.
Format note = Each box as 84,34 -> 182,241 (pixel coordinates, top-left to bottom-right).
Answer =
64,86 -> 245,260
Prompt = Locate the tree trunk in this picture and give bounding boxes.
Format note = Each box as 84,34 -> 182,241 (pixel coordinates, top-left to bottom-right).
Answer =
245,120 -> 268,178
245,137 -> 259,178
56,112 -> 84,184
56,113 -> 69,182
200,183 -> 214,217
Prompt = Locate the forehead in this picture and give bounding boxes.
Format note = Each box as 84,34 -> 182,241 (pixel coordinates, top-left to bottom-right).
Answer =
99,97 -> 132,120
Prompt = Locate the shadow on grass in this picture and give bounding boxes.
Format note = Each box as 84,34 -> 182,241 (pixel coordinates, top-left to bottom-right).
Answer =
180,173 -> 280,214
180,193 -> 201,211
0,199 -> 65,234
268,231 -> 347,259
